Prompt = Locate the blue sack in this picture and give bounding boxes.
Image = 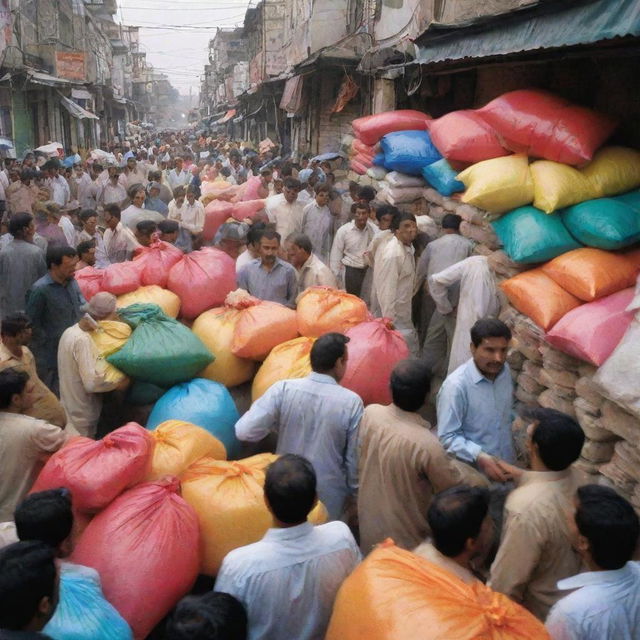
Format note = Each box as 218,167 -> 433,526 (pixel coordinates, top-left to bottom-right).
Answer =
492,206 -> 582,264
45,564 -> 133,640
372,152 -> 386,167
147,378 -> 240,458
380,130 -> 442,176
421,158 -> 464,196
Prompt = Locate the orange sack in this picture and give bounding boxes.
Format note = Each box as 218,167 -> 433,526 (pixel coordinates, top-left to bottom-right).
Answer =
297,286 -> 369,337
326,542 -> 550,640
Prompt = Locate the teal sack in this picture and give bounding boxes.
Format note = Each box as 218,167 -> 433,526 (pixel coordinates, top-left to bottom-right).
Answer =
561,197 -> 640,250
126,380 -> 167,406
108,303 -> 214,387
614,189 -> 640,212
492,206 -> 582,264
422,159 -> 464,196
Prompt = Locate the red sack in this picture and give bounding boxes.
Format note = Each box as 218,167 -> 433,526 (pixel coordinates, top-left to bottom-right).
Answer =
231,199 -> 266,222
30,423 -> 153,513
101,260 -> 143,296
352,110 -> 431,146
133,240 -> 183,288
341,318 -> 409,405
167,248 -> 236,319
352,138 -> 377,157
72,477 -> 200,640
477,89 -> 617,165
75,266 -> 104,301
203,200 -> 235,242
428,110 -> 510,165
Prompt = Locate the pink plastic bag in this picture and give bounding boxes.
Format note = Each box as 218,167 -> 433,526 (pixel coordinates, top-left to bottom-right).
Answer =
352,153 -> 373,169
241,175 -> 269,201
167,248 -> 236,319
545,287 -> 634,366
341,318 -> 410,405
352,138 -> 377,157
350,160 -> 368,175
203,200 -> 235,241
231,199 -> 266,223
353,110 -> 431,146
101,260 -> 143,296
75,266 -> 104,301
133,240 -> 183,288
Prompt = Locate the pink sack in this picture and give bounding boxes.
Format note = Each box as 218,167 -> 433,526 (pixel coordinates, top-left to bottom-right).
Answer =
75,266 -> 104,301
167,248 -> 236,319
232,199 -> 266,222
341,318 -> 410,405
350,160 -> 368,175
352,153 -> 373,169
203,200 -> 235,241
353,110 -> 431,146
133,240 -> 183,288
428,110 -> 510,165
101,260 -> 143,296
545,287 -> 635,366
242,175 -> 269,201
352,138 -> 377,157
72,477 -> 199,640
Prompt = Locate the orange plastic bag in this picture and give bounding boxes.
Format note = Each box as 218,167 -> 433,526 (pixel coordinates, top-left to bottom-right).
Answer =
326,542 -> 550,640
541,248 -> 640,302
251,336 -> 314,401
146,420 -> 227,481
297,286 -> 369,337
500,269 -> 581,331
117,285 -> 181,318
180,454 -> 328,575
133,240 -> 183,288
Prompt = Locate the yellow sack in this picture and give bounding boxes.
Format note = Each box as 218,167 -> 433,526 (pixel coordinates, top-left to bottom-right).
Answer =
147,420 -> 226,481
458,154 -> 533,215
117,285 -> 181,318
90,320 -> 131,384
251,336 -> 314,402
530,160 -> 594,213
180,454 -> 328,575
583,146 -> 640,198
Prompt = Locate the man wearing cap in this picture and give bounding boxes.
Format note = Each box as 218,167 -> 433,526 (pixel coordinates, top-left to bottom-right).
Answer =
214,221 -> 249,260
57,292 -> 125,437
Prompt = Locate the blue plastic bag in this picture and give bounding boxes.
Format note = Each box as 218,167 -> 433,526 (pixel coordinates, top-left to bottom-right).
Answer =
492,206 -> 582,264
421,158 -> 464,196
372,152 -> 386,167
45,564 -> 133,640
380,130 -> 442,176
147,378 -> 240,458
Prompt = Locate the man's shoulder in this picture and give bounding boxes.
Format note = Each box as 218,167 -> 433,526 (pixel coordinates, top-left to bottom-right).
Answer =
313,520 -> 358,548
441,359 -> 473,389
31,274 -> 52,289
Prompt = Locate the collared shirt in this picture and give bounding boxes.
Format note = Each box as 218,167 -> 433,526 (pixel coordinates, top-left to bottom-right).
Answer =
73,173 -> 97,209
236,248 -> 256,273
166,168 -> 191,191
58,216 -> 76,246
47,175 -> 70,206
0,239 -> 47,316
265,194 -> 304,240
302,201 -> 334,264
215,521 -> 360,640
237,258 -> 297,308
358,403 -> 463,553
103,222 -> 141,263
330,220 -> 377,275
0,412 -> 66,521
413,542 -> 478,585
100,182 -> 127,207
546,562 -> 640,640
76,229 -> 109,269
179,200 -> 205,234
297,253 -> 337,295
489,468 -> 586,620
118,167 -> 148,190
375,235 -> 415,326
235,372 -> 363,519
437,358 -> 515,463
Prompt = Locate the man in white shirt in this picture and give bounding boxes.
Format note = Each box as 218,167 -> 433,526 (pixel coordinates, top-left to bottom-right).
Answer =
286,233 -> 337,296
102,204 -> 140,263
265,177 -> 304,241
215,454 -> 360,640
118,156 -> 147,191
166,157 -> 191,192
44,160 -> 70,207
179,186 -> 205,240
100,167 -> 127,208
302,183 -> 334,265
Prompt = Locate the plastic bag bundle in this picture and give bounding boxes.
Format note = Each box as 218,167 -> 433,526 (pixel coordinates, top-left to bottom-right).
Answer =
167,248 -> 237,319
546,288 -> 635,366
530,160 -> 594,213
241,176 -> 268,201
341,318 -> 409,405
326,542 -> 550,640
75,266 -> 104,301
252,336 -> 315,401
72,478 -> 200,640
31,423 -> 153,513
132,240 -> 183,288
231,199 -> 266,222
385,171 -> 425,188
428,110 -> 509,164
90,320 -> 132,385
297,286 -> 369,337
44,564 -> 133,640
457,154 -> 533,215
380,130 -> 442,176
477,89 -> 616,165
117,285 -> 181,318
180,454 -> 327,575
353,153 -> 374,169
421,159 -> 464,196
582,146 -> 640,198
385,185 -> 425,205
350,159 -> 368,175
147,420 -> 226,480
352,110 -> 431,146
203,200 -> 235,242
492,206 -> 582,264
500,269 -> 582,330
352,138 -> 377,157
147,378 -> 240,459
107,304 -> 214,387
101,261 -> 143,296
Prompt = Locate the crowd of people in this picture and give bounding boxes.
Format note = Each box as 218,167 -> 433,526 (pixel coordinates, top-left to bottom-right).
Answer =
0,131 -> 638,640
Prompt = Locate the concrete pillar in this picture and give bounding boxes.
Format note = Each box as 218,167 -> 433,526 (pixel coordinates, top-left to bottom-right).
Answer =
372,77 -> 396,113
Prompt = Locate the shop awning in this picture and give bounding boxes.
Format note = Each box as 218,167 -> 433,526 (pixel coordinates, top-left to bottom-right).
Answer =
71,88 -> 92,100
215,109 -> 236,124
59,95 -> 99,120
27,70 -> 71,87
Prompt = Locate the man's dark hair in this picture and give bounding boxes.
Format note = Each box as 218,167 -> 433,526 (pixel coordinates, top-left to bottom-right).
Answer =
357,186 -> 376,202
279,162 -> 294,178
79,209 -> 97,223
390,359 -> 431,412
428,486 -> 490,558
0,367 -> 29,409
76,239 -> 95,258
136,220 -> 157,235
289,233 -> 312,255
1,313 -> 31,338
158,219 -> 179,234
15,489 -> 73,549
310,333 -> 349,373
173,186 -> 186,199
0,541 -> 57,631
351,201 -> 369,214
314,183 -> 330,195
264,454 -> 317,525
166,592 -> 247,640
442,213 -> 463,231
20,169 -> 33,182
46,245 -> 76,269
105,204 -> 121,220
375,204 -> 397,223
283,177 -> 301,192
470,318 -> 512,348
390,211 -> 416,231
220,167 -> 231,178
128,184 -> 145,199
525,407 -> 585,471
246,222 -> 267,246
43,159 -> 60,172
575,485 -> 640,570
260,229 -> 281,244
8,212 -> 33,238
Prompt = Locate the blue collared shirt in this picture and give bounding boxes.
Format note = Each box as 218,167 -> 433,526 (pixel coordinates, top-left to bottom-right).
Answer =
236,258 -> 298,308
235,372 -> 363,519
437,358 -> 514,463
546,562 -> 640,640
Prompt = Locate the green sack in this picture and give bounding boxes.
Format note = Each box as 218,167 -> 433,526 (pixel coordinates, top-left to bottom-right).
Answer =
492,206 -> 582,264
108,303 -> 214,387
561,197 -> 640,250
126,380 -> 167,406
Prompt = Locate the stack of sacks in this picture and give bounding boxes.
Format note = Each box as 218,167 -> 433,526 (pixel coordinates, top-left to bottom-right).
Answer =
379,130 -> 441,176
203,198 -> 266,242
76,266 -> 104,301
349,138 -> 378,175
132,240 -> 183,288
379,171 -> 427,206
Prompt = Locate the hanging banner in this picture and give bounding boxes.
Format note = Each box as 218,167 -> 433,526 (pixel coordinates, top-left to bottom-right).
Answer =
55,51 -> 86,81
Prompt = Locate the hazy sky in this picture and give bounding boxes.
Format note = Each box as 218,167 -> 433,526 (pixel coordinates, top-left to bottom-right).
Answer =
118,0 -> 252,96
